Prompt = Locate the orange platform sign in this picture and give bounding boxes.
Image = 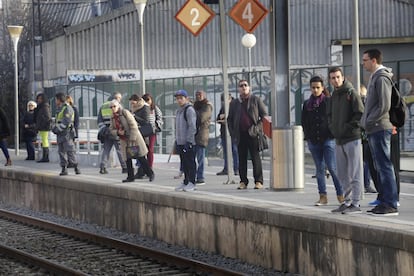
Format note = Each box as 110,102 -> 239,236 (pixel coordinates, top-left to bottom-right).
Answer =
229,0 -> 268,33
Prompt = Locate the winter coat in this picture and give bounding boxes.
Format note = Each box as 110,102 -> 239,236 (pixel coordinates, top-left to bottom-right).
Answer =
301,96 -> 334,144
360,66 -> 394,134
227,94 -> 267,145
194,99 -> 212,147
34,102 -> 52,131
327,80 -> 364,145
22,110 -> 38,138
110,107 -> 148,160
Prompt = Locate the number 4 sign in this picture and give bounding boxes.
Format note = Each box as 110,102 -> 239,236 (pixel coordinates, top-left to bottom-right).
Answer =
229,0 -> 268,33
175,0 -> 215,36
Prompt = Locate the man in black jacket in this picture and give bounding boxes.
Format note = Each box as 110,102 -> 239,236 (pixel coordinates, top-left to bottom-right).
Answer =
227,80 -> 267,190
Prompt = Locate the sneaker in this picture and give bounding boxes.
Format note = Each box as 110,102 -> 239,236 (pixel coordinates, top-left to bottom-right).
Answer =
216,170 -> 227,176
195,179 -> 205,185
341,204 -> 362,214
237,182 -> 247,190
175,182 -> 186,191
397,201 -> 400,207
367,205 -> 380,213
369,199 -> 381,206
184,182 -> 196,192
364,186 -> 377,193
331,203 -> 349,213
254,182 -> 263,189
371,204 -> 399,216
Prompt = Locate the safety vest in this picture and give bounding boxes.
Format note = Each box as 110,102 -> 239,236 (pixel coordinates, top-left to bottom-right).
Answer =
101,101 -> 112,122
56,104 -> 74,125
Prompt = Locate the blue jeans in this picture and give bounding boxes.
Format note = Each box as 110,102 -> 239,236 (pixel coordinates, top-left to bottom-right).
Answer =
222,136 -> 239,173
195,145 -> 205,181
0,139 -> 10,160
367,129 -> 398,208
308,139 -> 343,196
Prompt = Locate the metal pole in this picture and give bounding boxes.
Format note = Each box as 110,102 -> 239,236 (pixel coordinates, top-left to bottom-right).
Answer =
219,0 -> 235,183
140,22 -> 145,95
13,43 -> 19,155
352,0 -> 360,92
248,47 -> 252,84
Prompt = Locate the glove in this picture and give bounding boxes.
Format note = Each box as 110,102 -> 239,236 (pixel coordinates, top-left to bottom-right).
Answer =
183,142 -> 193,152
52,126 -> 59,134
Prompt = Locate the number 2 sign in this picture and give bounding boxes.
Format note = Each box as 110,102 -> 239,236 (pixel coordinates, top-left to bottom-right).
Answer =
175,0 -> 215,37
229,0 -> 268,33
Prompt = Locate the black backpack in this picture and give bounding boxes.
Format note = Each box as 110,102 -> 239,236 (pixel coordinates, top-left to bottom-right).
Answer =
387,77 -> 407,128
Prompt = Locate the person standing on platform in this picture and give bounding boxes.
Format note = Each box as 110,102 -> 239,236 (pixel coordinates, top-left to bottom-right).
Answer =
227,79 -> 267,190
359,84 -> 377,194
193,90 -> 212,185
97,92 -> 127,174
129,94 -> 152,179
142,93 -> 163,172
302,76 -> 344,206
361,48 -> 399,216
216,93 -> 239,176
109,99 -> 154,183
34,93 -> 52,163
327,67 -> 364,214
52,92 -> 81,176
174,90 -> 197,192
22,101 -> 38,161
66,95 -> 79,141
0,107 -> 12,166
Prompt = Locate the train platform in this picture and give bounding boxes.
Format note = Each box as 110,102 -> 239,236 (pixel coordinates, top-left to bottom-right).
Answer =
2,152 -> 413,222
1,152 -> 414,275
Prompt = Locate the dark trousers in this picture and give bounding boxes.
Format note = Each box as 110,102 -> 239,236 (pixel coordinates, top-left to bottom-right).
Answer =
238,131 -> 263,185
24,136 -> 36,159
126,156 -> 153,179
178,145 -> 196,184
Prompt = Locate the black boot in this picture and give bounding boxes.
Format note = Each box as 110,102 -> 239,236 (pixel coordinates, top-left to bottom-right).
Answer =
123,159 -> 135,182
134,166 -> 145,179
74,165 -> 81,175
37,148 -> 49,163
59,166 -> 68,176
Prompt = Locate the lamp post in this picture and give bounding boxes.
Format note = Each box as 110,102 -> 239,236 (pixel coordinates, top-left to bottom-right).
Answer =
8,25 -> 23,156
241,33 -> 256,84
133,0 -> 147,95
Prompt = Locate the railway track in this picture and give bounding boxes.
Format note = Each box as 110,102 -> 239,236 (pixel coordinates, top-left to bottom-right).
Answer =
0,209 -> 243,275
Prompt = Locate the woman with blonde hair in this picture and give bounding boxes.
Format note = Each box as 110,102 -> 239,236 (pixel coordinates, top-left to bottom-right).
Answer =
109,99 -> 154,183
22,101 -> 38,160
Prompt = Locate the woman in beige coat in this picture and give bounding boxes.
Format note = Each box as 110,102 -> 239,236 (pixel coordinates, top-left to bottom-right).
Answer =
109,99 -> 154,182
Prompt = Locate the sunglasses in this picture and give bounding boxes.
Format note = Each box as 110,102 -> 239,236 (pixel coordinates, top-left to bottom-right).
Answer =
239,83 -> 249,87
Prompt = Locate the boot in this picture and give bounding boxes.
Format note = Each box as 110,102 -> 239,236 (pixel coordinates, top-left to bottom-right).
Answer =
74,165 -> 81,175
134,166 -> 145,179
37,147 -> 49,163
59,166 -> 68,176
5,158 -> 12,166
315,194 -> 328,206
337,195 -> 345,204
123,159 -> 135,182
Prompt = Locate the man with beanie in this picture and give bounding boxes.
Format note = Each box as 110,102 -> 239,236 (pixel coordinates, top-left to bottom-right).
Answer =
174,90 -> 197,192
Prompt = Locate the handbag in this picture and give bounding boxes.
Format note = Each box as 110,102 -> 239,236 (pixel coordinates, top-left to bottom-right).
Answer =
126,145 -> 140,159
139,123 -> 154,137
258,133 -> 269,152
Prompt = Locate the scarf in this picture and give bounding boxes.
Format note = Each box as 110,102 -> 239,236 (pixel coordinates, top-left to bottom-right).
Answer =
113,111 -> 126,140
306,93 -> 325,111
